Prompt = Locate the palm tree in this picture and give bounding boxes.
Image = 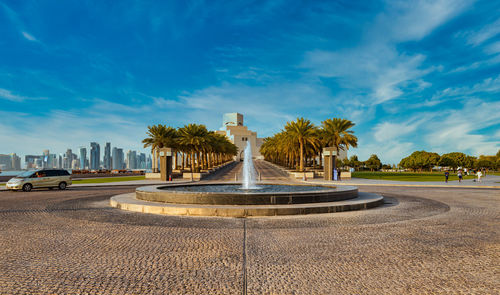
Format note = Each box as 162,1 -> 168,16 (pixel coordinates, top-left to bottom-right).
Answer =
284,118 -> 318,171
177,124 -> 209,173
321,118 -> 358,156
142,125 -> 177,172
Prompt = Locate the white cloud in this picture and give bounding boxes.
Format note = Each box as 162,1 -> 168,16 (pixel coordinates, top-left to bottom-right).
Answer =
378,0 -> 472,42
373,121 -> 419,143
485,41 -> 500,55
21,31 -> 37,41
432,74 -> 500,100
421,99 -> 500,156
302,0 -> 470,105
0,88 -> 46,102
464,18 -> 500,46
0,88 -> 25,102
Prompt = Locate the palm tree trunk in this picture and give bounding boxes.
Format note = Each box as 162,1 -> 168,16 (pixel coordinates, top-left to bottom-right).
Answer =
299,141 -> 304,171
190,152 -> 195,173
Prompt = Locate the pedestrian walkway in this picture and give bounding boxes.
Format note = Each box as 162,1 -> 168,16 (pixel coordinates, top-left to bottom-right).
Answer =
301,174 -> 500,189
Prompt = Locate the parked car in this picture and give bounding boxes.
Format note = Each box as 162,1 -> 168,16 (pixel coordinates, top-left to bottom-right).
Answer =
6,169 -> 72,192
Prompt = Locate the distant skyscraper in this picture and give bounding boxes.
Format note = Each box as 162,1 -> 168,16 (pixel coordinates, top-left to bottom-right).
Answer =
11,153 -> 21,170
138,153 -> 146,169
146,154 -> 152,170
64,149 -> 73,169
90,142 -> 100,170
43,149 -> 50,168
126,150 -> 137,169
112,147 -> 124,170
79,147 -> 87,170
104,142 -> 111,170
0,154 -> 13,170
25,155 -> 43,169
48,154 -> 57,168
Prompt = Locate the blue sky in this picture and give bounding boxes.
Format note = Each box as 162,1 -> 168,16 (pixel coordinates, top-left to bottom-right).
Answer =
0,0 -> 499,163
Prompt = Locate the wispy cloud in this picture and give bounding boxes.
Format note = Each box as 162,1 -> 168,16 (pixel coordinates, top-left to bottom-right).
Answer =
21,31 -> 37,41
302,0 -> 470,105
0,88 -> 46,102
462,18 -> 500,46
432,74 -> 500,100
1,2 -> 40,43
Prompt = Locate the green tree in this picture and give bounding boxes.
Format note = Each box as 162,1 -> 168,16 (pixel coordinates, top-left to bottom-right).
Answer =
440,152 -> 475,171
348,155 -> 361,170
438,155 -> 456,170
475,155 -> 497,170
400,151 -> 440,172
365,154 -> 382,171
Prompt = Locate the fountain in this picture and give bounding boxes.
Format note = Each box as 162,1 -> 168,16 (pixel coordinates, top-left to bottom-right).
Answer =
110,143 -> 384,217
241,141 -> 257,190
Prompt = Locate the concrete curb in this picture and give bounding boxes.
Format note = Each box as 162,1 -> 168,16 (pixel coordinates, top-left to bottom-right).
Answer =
110,192 -> 384,218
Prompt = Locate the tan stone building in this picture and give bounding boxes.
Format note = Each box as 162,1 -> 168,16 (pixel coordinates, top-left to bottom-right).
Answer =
216,113 -> 264,161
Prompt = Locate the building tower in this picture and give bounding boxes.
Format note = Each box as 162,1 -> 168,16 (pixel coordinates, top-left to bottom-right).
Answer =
90,142 -> 100,170
104,142 -> 111,170
79,147 -> 87,170
112,147 -> 124,170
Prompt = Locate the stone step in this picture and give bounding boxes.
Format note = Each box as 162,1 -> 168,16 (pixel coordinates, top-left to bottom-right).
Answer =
110,192 -> 384,217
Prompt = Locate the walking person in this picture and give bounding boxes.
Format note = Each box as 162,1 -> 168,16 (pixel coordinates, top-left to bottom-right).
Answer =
444,171 -> 449,183
337,169 -> 341,181
457,170 -> 463,183
477,170 -> 482,182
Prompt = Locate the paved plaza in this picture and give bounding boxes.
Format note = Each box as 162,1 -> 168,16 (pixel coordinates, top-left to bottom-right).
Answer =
0,164 -> 499,294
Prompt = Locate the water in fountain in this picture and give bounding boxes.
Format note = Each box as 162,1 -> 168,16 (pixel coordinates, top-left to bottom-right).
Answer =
241,141 -> 258,189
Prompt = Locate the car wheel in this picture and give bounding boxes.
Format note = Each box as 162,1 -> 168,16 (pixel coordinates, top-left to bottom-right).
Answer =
58,182 -> 67,190
22,183 -> 32,192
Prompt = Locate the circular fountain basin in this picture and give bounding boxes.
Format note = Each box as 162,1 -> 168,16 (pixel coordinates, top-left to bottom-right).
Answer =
136,183 -> 358,205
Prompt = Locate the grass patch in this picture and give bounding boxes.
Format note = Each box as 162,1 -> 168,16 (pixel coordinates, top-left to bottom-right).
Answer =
352,171 -> 475,182
72,176 -> 146,184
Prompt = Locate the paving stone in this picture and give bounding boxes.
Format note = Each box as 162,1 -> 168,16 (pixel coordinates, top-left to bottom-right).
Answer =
0,181 -> 498,294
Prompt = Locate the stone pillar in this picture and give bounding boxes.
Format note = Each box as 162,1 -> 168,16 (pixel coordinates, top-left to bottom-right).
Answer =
323,147 -> 337,181
159,148 -> 173,181
151,148 -> 157,173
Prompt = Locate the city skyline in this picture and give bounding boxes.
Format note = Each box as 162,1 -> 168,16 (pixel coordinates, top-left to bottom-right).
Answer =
0,140 -> 150,170
0,1 -> 499,163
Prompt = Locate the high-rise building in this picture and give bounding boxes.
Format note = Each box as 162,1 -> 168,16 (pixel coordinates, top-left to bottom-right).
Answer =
63,149 -> 73,169
10,153 -> 21,170
90,142 -> 100,170
138,153 -> 146,169
79,147 -> 87,170
25,155 -> 43,169
104,142 -> 111,170
146,154 -> 152,170
0,154 -> 13,170
112,147 -> 124,170
48,154 -> 57,168
126,150 -> 137,169
43,150 -> 50,168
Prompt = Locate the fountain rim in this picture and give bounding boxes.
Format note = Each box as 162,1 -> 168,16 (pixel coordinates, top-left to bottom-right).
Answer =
136,182 -> 356,196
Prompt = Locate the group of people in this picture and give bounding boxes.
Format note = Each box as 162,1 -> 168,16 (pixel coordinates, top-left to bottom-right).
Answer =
444,169 -> 484,183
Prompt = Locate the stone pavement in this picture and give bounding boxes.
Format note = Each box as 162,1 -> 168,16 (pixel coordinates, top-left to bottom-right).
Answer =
0,185 -> 498,294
